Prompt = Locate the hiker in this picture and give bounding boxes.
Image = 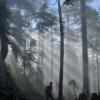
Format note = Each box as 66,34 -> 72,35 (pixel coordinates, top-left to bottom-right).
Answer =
45,82 -> 54,100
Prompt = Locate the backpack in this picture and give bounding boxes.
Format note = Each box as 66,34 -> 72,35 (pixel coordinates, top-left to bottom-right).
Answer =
45,86 -> 52,95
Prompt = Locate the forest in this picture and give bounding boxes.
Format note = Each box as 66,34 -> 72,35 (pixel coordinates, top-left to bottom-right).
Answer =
0,0 -> 100,100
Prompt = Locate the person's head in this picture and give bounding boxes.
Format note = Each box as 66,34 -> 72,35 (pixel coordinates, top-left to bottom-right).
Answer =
50,82 -> 52,86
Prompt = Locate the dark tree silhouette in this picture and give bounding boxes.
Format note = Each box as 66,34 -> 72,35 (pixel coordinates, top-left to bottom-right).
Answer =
1,35 -> 8,60
58,0 -> 64,100
80,0 -> 89,94
63,0 -> 74,5
0,0 -> 10,60
68,80 -> 78,99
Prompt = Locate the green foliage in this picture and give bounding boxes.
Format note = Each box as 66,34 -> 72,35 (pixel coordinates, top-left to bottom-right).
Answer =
63,0 -> 76,5
36,3 -> 57,32
68,79 -> 78,89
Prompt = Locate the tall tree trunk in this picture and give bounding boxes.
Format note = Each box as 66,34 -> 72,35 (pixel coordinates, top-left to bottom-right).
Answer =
96,53 -> 99,93
80,0 -> 89,94
37,32 -> 41,68
0,0 -> 9,61
23,34 -> 27,75
1,35 -> 8,61
58,0 -> 64,100
23,58 -> 26,75
51,27 -> 54,81
96,34 -> 99,93
41,32 -> 44,68
91,48 -> 96,92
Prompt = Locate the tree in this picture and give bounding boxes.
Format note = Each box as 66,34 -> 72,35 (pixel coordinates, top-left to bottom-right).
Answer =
64,0 -> 90,94
36,3 -> 57,70
80,0 -> 89,94
7,0 -> 57,77
68,79 -> 78,99
0,0 -> 10,61
50,27 -> 54,81
58,0 -> 64,100
63,0 -> 74,5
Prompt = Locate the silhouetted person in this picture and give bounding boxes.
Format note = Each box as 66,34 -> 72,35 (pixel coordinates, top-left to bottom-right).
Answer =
45,82 -> 54,100
90,93 -> 98,100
